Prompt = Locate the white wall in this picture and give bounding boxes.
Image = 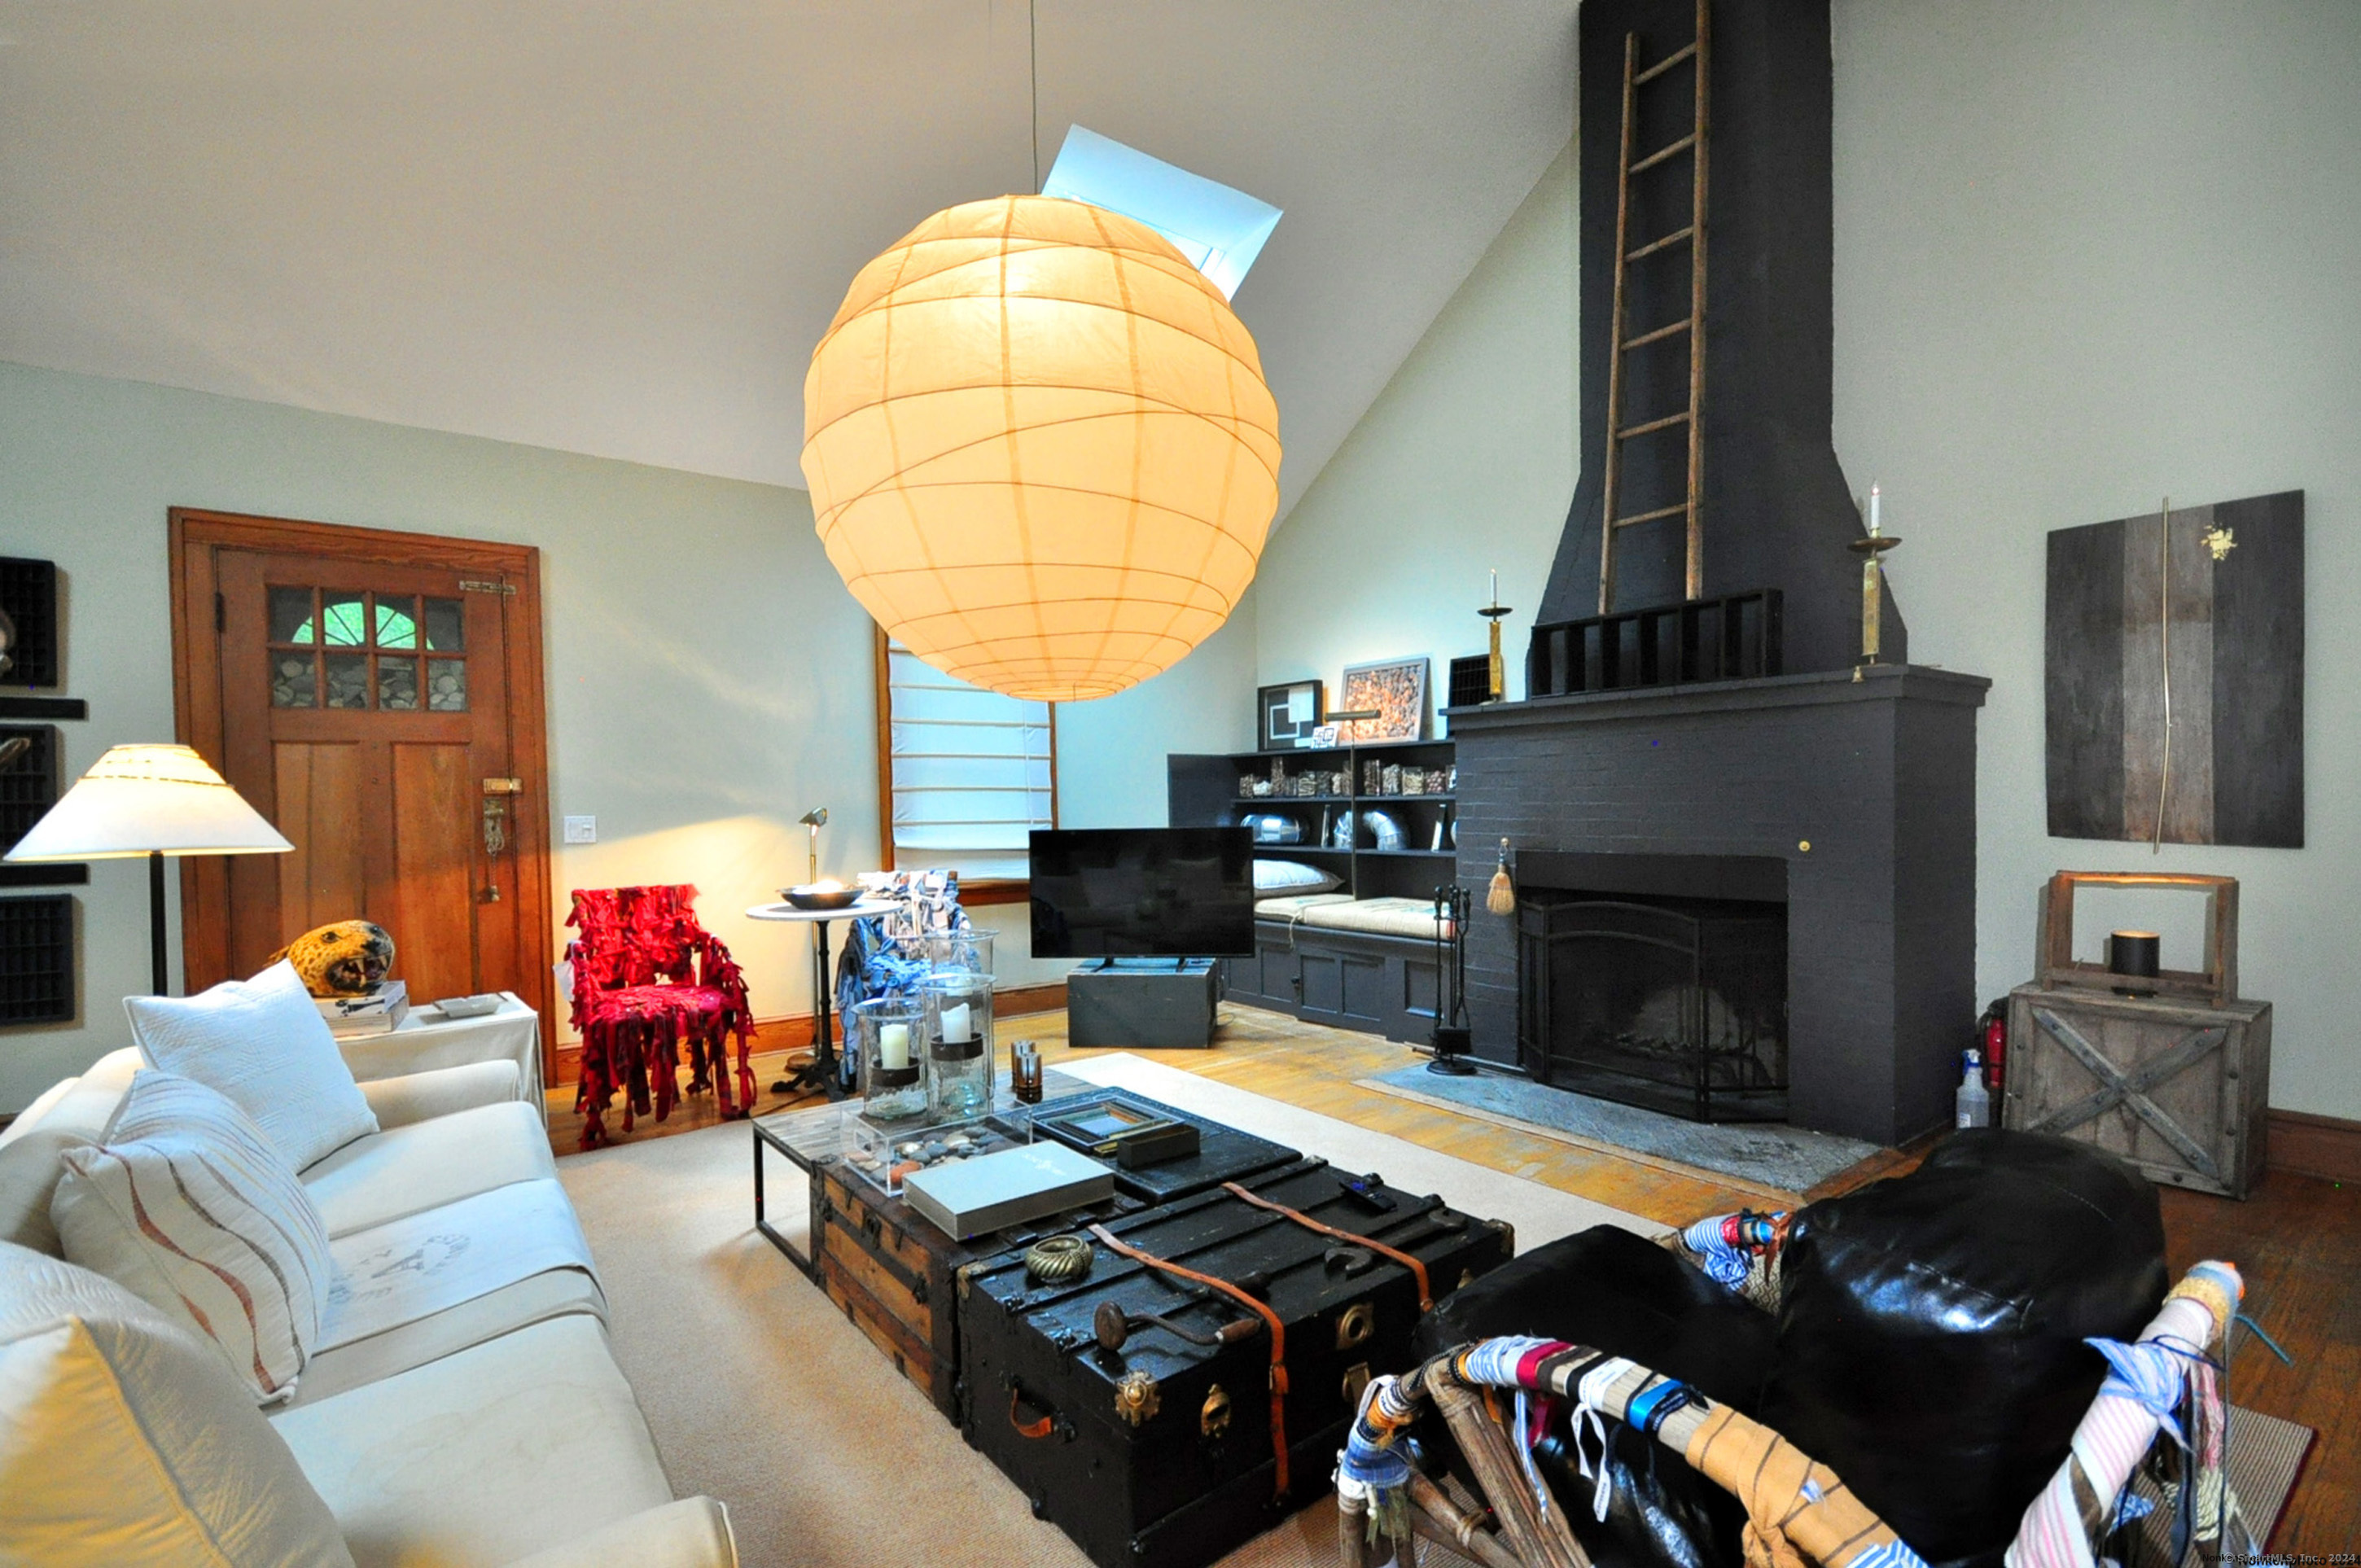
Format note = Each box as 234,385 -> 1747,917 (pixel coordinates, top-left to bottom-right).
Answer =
0,362 -> 1194,1107
1255,5 -> 2361,1119
0,361 -> 874,1109
1828,0 -> 2361,1119
1255,144 -> 1576,707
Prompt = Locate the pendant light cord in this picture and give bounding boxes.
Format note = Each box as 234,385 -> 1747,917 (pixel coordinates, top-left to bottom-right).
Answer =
2154,495 -> 2171,854
1029,0 -> 1041,193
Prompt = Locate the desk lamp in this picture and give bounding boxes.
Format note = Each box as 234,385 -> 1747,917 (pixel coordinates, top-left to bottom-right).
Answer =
799,807 -> 829,887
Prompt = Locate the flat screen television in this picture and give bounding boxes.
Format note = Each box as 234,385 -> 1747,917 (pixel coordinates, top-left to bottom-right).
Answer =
1028,827 -> 1255,960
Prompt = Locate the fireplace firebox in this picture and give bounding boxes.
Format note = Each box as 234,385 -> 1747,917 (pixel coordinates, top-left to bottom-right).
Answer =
1519,891 -> 1787,1123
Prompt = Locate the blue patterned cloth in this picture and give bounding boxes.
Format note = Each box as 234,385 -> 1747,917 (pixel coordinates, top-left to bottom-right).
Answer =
830,870 -> 972,1090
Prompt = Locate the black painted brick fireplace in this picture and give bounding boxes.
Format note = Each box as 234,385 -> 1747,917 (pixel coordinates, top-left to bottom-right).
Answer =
1448,666 -> 1989,1145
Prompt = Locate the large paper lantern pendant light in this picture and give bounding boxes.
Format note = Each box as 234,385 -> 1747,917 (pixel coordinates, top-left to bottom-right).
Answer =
801,195 -> 1281,702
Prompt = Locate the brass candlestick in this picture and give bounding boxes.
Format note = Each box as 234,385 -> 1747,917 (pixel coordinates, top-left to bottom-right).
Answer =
1848,532 -> 1900,668
1848,486 -> 1899,677
1479,569 -> 1512,701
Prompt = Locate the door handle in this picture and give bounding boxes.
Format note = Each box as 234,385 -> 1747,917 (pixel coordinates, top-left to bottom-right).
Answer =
480,778 -> 521,901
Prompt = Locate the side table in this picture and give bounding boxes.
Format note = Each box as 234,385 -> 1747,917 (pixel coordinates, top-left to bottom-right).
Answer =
744,899 -> 897,1099
336,992 -> 545,1120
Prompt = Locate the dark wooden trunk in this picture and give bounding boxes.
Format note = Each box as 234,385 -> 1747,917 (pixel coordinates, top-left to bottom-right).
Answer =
813,1093 -> 1300,1421
959,1158 -> 1516,1568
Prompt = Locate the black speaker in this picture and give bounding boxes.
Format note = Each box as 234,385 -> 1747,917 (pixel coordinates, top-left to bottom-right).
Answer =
0,893 -> 75,1026
0,558 -> 60,688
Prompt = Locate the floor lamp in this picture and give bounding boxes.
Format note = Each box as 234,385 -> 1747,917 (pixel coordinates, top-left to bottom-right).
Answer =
5,743 -> 292,995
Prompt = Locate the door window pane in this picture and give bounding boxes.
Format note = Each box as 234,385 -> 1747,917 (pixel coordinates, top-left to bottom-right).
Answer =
377,658 -> 421,711
271,651 -> 318,707
423,598 -> 464,652
268,587 -> 314,644
427,659 -> 468,711
318,593 -> 368,646
375,597 -> 419,649
325,652 -> 370,709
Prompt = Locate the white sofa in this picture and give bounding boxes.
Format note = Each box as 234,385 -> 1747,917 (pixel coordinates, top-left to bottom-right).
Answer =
0,1045 -> 735,1567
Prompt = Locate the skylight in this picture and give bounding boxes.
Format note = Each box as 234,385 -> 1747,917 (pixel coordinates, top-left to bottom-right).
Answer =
1040,126 -> 1281,300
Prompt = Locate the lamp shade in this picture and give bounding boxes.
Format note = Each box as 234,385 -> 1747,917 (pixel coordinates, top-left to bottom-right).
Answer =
5,743 -> 292,861
802,195 -> 1281,702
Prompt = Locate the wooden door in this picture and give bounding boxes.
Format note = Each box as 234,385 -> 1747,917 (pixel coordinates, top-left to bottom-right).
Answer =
170,510 -> 554,1065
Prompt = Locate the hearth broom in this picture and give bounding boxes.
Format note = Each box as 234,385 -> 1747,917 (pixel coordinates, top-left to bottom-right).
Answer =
1486,839 -> 1516,916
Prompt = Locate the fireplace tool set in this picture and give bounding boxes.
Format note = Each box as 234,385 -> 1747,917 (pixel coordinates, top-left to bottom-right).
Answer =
1428,884 -> 1475,1075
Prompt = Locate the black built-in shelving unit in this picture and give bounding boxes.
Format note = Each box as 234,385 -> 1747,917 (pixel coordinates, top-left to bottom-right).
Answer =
1167,739 -> 1456,902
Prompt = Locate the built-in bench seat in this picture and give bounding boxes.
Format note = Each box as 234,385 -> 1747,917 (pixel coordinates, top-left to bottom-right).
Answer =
1223,896 -> 1451,1041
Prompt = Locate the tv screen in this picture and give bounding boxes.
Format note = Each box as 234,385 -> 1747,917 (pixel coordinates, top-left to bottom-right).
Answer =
1028,828 -> 1255,959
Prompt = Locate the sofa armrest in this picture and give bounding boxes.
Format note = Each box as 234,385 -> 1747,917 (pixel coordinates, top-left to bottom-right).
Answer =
500,1498 -> 736,1568
357,1059 -> 523,1128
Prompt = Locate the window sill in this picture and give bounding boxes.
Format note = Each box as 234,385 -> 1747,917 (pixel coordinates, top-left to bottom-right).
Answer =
958,879 -> 1032,907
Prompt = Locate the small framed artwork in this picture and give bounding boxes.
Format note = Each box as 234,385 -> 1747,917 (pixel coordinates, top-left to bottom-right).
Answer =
1308,723 -> 1341,749
1338,656 -> 1430,743
1258,680 -> 1325,751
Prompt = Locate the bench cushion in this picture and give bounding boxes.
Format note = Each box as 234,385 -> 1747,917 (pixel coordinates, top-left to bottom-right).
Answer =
1252,893 -> 1356,922
1296,896 -> 1452,941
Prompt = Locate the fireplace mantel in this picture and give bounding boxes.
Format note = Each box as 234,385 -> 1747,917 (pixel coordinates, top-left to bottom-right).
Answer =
1447,663 -> 1990,1145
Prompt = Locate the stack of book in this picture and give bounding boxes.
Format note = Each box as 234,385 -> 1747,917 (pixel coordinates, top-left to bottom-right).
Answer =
316,980 -> 410,1038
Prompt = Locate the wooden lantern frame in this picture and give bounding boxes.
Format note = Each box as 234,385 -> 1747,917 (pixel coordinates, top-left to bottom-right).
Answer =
2035,871 -> 2238,1006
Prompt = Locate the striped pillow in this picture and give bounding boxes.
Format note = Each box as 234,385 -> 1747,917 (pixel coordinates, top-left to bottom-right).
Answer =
50,1071 -> 334,1404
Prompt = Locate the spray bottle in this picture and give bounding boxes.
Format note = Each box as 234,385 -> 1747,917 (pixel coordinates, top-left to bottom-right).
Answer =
1955,1046 -> 1992,1130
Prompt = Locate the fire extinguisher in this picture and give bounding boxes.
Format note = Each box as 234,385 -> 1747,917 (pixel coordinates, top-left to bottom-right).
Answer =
1979,1001 -> 2007,1095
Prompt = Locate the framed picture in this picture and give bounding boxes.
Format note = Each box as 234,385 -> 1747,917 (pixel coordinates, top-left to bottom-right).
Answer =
1258,680 -> 1324,751
1338,656 -> 1429,742
1308,723 -> 1341,749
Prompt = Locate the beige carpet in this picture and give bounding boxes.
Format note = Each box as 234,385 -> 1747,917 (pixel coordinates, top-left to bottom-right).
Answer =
554,1054 -> 1649,1567
555,1055 -> 2310,1566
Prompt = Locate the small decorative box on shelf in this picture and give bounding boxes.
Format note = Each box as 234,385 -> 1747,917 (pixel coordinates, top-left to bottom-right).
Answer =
2002,872 -> 2268,1199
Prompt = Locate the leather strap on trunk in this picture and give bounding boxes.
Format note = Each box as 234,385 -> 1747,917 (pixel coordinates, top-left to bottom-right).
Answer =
1086,1223 -> 1293,1499
1220,1181 -> 1435,1311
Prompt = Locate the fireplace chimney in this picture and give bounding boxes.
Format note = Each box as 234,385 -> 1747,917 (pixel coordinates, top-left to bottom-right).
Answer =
1535,0 -> 1901,674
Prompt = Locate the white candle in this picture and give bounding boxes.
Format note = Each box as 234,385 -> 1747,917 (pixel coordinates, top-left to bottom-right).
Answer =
879,1023 -> 910,1070
941,1002 -> 973,1045
1868,483 -> 1881,538
1489,567 -> 1498,605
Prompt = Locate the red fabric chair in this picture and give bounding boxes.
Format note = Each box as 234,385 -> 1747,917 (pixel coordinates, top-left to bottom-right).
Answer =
565,885 -> 756,1150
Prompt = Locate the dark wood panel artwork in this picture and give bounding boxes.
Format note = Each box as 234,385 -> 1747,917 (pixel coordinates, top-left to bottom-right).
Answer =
2046,491 -> 2302,848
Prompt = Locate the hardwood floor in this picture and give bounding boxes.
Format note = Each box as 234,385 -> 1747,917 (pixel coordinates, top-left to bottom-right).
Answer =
547,1001 -> 2354,1548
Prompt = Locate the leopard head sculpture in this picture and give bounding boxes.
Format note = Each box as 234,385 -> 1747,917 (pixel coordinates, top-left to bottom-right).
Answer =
268,920 -> 396,997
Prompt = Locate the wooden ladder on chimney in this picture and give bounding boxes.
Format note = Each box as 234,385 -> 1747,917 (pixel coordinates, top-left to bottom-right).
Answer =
1597,0 -> 1710,615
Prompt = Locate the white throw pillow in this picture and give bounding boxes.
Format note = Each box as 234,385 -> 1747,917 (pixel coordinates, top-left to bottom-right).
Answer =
125,958 -> 379,1169
0,1241 -> 354,1566
1252,858 -> 1343,895
53,1071 -> 335,1404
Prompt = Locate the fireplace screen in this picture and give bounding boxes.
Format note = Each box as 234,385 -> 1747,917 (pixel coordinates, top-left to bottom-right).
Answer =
1518,894 -> 1787,1123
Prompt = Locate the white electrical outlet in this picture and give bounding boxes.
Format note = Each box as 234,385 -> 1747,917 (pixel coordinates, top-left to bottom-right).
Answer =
563,816 -> 597,844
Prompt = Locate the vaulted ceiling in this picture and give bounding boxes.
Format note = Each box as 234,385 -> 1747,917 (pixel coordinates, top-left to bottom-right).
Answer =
0,2 -> 1575,519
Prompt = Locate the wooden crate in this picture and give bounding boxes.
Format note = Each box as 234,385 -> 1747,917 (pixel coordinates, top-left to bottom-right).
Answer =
2004,983 -> 2270,1199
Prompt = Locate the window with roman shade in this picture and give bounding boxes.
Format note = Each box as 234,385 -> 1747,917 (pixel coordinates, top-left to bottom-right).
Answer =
875,629 -> 1056,894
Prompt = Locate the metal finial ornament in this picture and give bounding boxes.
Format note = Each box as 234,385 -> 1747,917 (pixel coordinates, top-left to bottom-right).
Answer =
1848,482 -> 1900,679
1478,568 -> 1513,702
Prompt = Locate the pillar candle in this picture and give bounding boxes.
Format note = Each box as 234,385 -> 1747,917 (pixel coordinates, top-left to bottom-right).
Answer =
941,1002 -> 973,1045
879,1023 -> 910,1070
